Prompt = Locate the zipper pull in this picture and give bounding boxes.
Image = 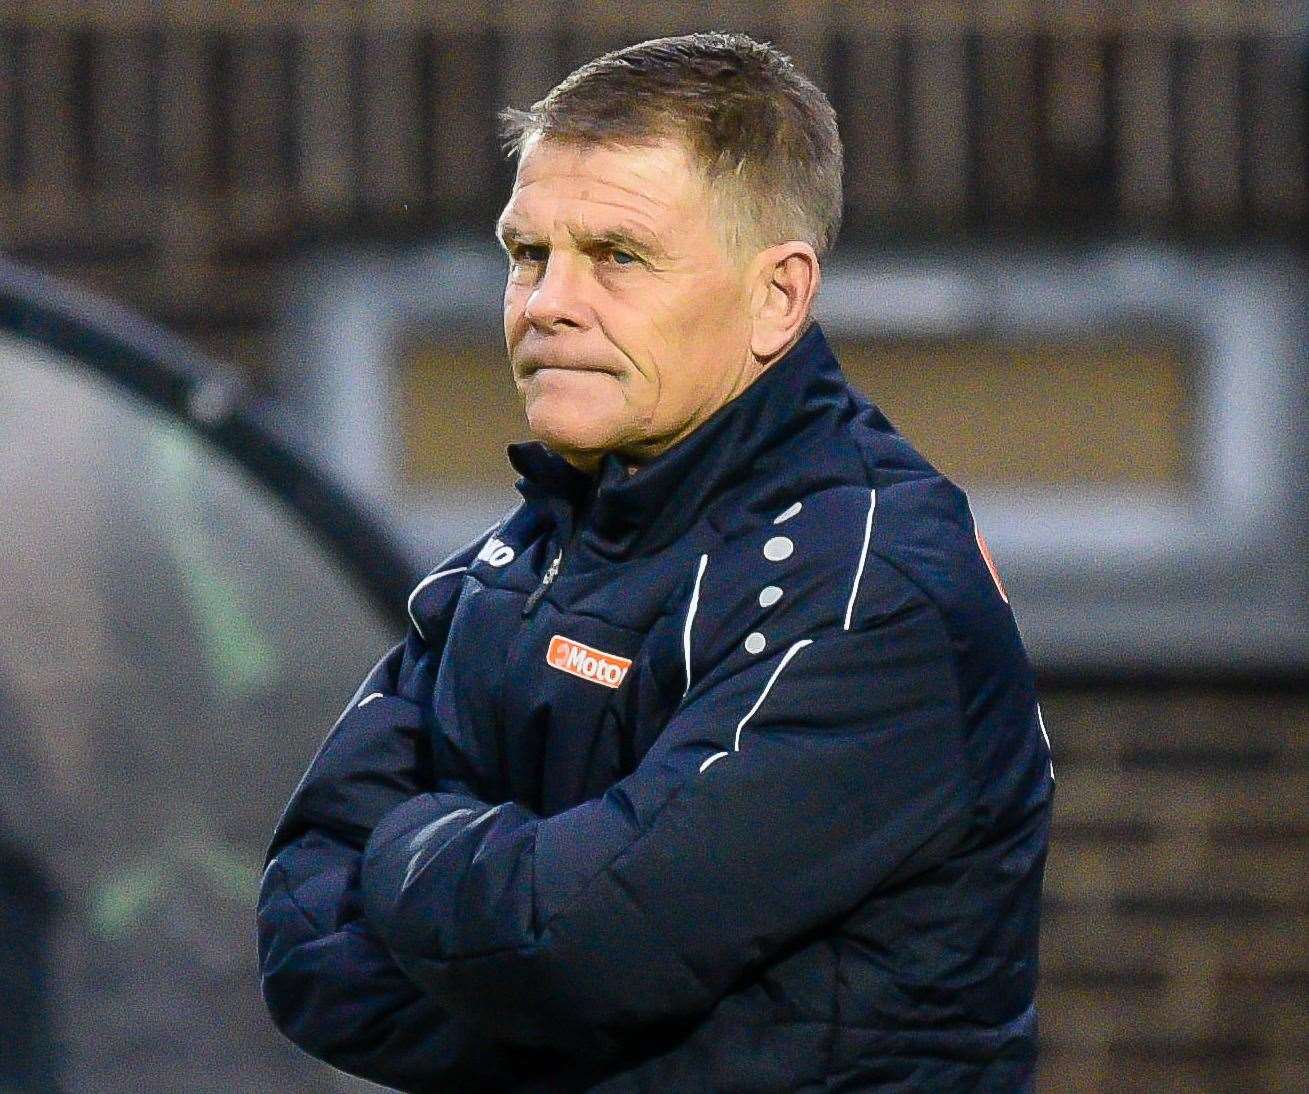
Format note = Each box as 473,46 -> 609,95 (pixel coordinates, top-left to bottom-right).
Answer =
523,548 -> 563,616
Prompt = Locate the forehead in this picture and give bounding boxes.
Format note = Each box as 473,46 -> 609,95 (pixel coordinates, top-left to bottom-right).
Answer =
498,137 -> 712,237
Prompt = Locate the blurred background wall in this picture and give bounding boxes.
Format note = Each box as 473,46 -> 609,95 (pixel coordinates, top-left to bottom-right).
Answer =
0,1 -> 1306,1091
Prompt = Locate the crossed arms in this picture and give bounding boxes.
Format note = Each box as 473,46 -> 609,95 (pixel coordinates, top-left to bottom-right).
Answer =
257,558 -> 970,1090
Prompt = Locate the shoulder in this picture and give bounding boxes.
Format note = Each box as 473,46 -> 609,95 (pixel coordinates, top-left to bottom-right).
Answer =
862,473 -> 1012,632
690,469 -> 1012,659
832,393 -> 1013,627
406,519 -> 509,642
688,484 -> 924,668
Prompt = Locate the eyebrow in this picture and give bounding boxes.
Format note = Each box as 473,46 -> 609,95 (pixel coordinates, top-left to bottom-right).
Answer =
496,220 -> 670,263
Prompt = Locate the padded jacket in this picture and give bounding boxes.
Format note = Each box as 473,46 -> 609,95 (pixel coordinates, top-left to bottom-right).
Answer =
256,320 -> 1055,1092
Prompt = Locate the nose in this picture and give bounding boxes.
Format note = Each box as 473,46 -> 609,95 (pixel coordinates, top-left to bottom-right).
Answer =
521,253 -> 588,333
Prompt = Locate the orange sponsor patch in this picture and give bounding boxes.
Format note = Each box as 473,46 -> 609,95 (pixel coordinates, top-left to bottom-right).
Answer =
974,527 -> 1010,604
547,635 -> 632,689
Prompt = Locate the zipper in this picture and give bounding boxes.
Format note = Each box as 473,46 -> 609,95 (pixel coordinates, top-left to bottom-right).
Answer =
522,547 -> 563,616
523,483 -> 594,618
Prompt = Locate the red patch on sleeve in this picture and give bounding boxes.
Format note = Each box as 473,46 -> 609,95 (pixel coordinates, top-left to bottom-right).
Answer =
974,527 -> 1009,604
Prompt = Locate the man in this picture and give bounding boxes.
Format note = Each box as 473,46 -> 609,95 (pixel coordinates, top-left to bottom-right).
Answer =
257,31 -> 1053,1092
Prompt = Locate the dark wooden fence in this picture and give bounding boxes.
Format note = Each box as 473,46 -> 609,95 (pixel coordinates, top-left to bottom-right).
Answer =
0,2 -> 1303,342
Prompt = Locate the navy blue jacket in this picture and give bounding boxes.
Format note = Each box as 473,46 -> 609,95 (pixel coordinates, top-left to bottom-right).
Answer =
257,321 -> 1054,1091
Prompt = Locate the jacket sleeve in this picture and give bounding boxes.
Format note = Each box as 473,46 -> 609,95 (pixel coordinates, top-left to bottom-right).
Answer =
257,538 -> 572,1090
358,559 -> 977,1059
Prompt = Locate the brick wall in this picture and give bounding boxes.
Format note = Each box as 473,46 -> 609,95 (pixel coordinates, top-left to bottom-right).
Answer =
1036,683 -> 1309,1092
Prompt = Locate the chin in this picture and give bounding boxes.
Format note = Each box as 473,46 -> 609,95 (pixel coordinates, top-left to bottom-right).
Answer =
521,373 -> 632,462
525,401 -> 623,466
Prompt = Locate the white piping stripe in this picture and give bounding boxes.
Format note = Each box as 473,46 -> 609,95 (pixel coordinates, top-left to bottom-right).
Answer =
406,566 -> 469,640
843,488 -> 877,631
732,638 -> 813,751
1037,704 -> 1055,781
699,750 -> 729,773
683,553 -> 709,696
358,691 -> 384,708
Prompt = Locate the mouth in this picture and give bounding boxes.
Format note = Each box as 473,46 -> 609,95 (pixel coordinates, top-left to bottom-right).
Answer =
520,359 -> 619,378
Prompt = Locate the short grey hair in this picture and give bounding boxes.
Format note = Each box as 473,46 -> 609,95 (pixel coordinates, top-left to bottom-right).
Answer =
498,31 -> 844,263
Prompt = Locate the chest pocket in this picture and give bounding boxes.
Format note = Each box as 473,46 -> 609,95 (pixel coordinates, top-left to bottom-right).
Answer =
502,601 -> 669,817
431,568 -> 691,818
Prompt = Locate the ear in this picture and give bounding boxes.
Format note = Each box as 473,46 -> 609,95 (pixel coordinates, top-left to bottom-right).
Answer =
749,242 -> 820,360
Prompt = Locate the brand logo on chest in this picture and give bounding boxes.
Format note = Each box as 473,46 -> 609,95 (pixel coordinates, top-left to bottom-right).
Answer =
546,635 -> 632,689
476,536 -> 516,567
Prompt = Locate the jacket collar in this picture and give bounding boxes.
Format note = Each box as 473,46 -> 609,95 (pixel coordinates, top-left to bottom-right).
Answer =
506,320 -> 852,558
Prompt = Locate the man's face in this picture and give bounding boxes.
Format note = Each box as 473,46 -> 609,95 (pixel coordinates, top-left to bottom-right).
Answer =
497,136 -> 759,472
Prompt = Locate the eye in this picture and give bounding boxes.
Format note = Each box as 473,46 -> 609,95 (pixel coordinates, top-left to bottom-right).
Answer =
606,249 -> 639,267
515,244 -> 548,263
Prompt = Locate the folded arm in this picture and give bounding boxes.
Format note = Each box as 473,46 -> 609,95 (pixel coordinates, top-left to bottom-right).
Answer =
256,538 -> 575,1090
359,581 -> 975,1058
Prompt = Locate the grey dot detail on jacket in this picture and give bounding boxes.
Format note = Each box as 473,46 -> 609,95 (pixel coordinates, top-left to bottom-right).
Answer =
773,501 -> 802,523
744,632 -> 767,655
763,535 -> 793,562
758,585 -> 783,608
